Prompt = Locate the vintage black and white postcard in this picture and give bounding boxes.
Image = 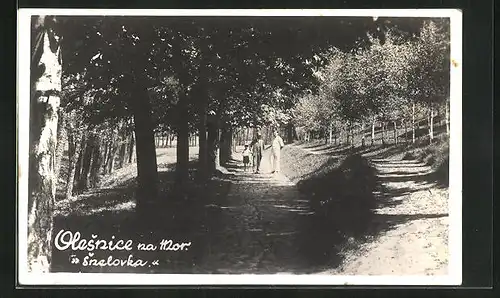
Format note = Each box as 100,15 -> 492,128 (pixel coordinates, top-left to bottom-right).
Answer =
17,9 -> 462,286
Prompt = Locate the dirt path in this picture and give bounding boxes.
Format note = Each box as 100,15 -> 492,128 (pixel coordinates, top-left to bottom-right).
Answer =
333,156 -> 449,275
199,149 -> 320,273
52,144 -> 449,276
200,146 -> 449,275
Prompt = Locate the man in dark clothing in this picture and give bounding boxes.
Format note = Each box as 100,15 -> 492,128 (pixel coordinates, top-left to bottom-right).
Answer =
250,132 -> 265,173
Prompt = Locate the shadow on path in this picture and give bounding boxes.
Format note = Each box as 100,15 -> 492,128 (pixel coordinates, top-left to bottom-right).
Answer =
50,142 -> 448,275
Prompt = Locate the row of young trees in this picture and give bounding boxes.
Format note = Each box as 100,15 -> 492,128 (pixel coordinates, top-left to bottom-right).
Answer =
292,20 -> 451,147
55,111 -> 136,200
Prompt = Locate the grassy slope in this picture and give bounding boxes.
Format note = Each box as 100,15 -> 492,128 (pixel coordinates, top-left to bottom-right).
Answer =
280,144 -> 382,267
279,132 -> 450,273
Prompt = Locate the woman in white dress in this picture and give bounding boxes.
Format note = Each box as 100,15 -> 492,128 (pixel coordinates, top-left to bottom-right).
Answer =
270,131 -> 285,173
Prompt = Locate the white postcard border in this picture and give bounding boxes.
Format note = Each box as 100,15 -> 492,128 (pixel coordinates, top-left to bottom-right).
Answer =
17,8 -> 463,286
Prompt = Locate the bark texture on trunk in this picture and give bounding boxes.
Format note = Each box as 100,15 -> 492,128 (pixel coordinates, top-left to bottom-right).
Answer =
371,121 -> 375,146
381,122 -> 386,145
207,117 -> 220,175
429,103 -> 434,144
287,123 -> 294,144
76,134 -> 95,193
412,102 -> 416,143
118,137 -> 127,169
107,138 -> 118,174
361,122 -> 365,147
344,123 -> 349,145
328,122 -> 333,144
54,110 -> 67,192
176,92 -> 190,187
89,135 -> 103,188
73,135 -> 86,189
445,99 -> 450,135
65,130 -> 81,200
132,87 -> 159,213
404,120 -> 408,143
28,15 -> 62,272
219,124 -> 233,165
128,132 -> 135,163
393,121 -> 398,144
197,100 -> 208,181
350,125 -> 355,148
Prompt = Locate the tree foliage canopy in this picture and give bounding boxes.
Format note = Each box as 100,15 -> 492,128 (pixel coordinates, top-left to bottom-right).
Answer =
293,19 -> 450,134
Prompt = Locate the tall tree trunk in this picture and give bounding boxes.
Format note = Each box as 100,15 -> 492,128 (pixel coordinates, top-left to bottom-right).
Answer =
287,123 -> 294,144
328,122 -> 333,144
118,130 -> 127,168
381,122 -> 386,145
361,122 -> 366,147
197,98 -> 208,180
27,15 -> 62,272
132,87 -> 159,214
103,132 -> 113,174
76,134 -> 94,193
176,92 -> 190,188
215,129 -> 221,169
107,144 -> 115,174
128,132 -> 135,163
445,98 -> 450,135
227,126 -> 234,161
54,110 -> 67,193
429,102 -> 434,144
220,124 -> 232,165
344,123 -> 349,145
412,102 -> 416,143
207,117 -> 220,175
350,124 -> 355,148
65,130 -> 80,200
73,135 -> 86,189
102,140 -> 109,173
404,119 -> 408,143
393,121 -> 398,144
123,133 -> 131,164
232,131 -> 237,152
371,121 -> 375,146
107,134 -> 118,175
89,135 -> 103,188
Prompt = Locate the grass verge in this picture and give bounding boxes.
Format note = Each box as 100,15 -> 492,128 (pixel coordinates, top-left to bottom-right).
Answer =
281,144 -> 381,268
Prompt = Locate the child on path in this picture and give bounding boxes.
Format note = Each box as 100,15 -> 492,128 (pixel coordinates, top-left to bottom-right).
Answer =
242,144 -> 252,172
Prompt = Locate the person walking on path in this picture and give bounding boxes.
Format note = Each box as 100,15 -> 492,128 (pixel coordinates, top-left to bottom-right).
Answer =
269,131 -> 285,174
242,144 -> 252,172
250,132 -> 265,173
